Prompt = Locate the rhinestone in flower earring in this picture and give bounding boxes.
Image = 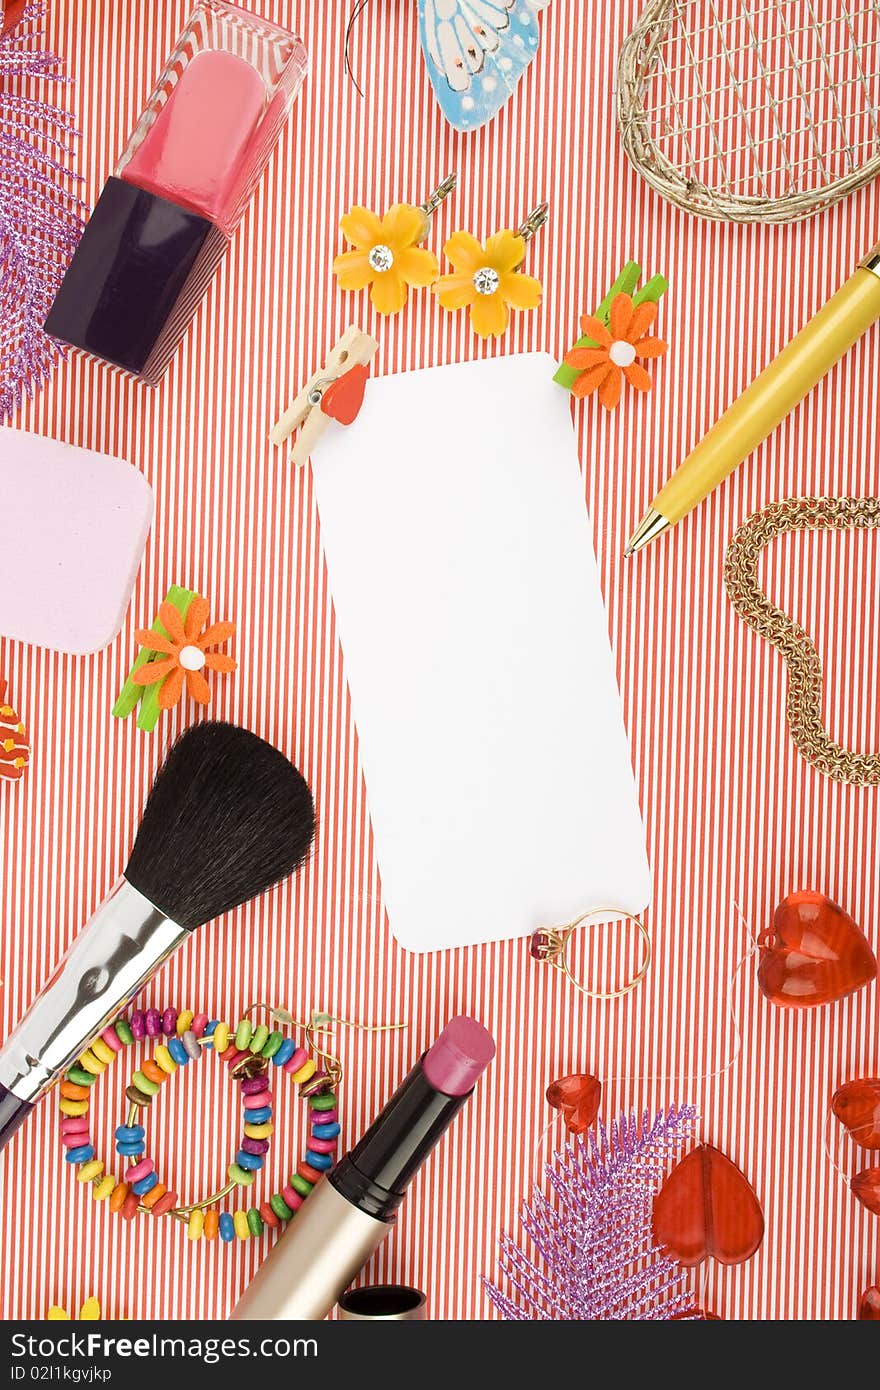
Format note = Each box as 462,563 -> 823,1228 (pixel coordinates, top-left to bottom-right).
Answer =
433,203 -> 547,339
332,173 -> 457,315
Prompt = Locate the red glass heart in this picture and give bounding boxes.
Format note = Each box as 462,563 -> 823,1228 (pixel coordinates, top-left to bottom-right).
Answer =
653,1144 -> 764,1266
859,1286 -> 880,1319
1,1 -> 26,37
321,364 -> 369,425
757,890 -> 877,1008
851,1168 -> 880,1217
832,1078 -> 880,1151
545,1073 -> 601,1135
671,1309 -> 722,1320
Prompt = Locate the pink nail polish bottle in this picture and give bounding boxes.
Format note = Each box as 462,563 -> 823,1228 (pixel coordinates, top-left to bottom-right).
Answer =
46,1 -> 307,386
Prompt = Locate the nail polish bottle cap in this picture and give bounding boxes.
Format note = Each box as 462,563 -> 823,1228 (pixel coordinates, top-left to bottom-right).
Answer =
45,178 -> 226,385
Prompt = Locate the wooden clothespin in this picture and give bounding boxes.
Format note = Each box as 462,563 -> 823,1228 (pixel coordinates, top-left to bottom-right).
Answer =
271,326 -> 379,467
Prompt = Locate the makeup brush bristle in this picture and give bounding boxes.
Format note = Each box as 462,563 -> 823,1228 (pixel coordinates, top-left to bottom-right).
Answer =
124,721 -> 315,929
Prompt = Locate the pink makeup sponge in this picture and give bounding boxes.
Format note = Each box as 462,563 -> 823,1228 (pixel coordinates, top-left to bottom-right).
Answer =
0,427 -> 153,654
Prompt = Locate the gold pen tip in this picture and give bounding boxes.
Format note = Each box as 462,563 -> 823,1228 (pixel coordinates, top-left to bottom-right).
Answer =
624,507 -> 670,557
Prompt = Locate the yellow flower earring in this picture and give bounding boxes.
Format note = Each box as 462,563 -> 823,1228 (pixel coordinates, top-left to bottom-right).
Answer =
433,203 -> 547,339
333,173 -> 457,315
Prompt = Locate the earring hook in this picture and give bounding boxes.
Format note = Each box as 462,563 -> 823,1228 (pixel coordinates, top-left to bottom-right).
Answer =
421,171 -> 458,217
517,202 -> 549,241
245,1003 -> 408,1092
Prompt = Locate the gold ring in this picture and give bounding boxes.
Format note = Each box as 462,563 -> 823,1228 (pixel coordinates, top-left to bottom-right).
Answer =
529,909 -> 651,999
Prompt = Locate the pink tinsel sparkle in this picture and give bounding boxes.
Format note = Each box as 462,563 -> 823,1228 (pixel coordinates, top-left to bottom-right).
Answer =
0,0 -> 84,420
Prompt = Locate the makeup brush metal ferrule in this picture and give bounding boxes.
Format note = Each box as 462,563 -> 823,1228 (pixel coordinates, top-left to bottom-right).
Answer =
0,880 -> 185,1105
0,721 -> 315,1153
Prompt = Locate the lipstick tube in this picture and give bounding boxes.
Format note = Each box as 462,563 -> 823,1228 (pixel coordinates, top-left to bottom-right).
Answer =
45,1 -> 307,385
231,1017 -> 495,1321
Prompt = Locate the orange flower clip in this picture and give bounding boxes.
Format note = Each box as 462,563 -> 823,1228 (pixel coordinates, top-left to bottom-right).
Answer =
563,292 -> 667,410
333,173 -> 456,315
132,598 -> 237,711
433,203 -> 547,339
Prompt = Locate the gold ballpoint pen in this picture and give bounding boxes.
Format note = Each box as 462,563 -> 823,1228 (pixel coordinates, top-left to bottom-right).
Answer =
625,240 -> 880,557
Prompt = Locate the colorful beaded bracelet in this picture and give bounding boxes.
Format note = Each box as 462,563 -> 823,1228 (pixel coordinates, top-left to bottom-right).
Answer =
58,1006 -> 341,1242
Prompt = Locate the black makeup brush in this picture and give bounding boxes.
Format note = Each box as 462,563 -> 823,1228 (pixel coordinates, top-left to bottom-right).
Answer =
0,721 -> 315,1153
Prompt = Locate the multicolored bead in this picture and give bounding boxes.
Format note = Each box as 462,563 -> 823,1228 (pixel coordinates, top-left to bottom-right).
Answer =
66,1065 -> 97,1088
243,1106 -> 272,1124
115,1018 -> 134,1046
100,1025 -> 124,1053
228,1162 -> 255,1187
270,1193 -> 293,1221
272,1037 -> 296,1067
65,1144 -> 95,1164
132,1171 -> 159,1197
154,1044 -> 177,1075
309,1092 -> 337,1112
241,1137 -> 270,1156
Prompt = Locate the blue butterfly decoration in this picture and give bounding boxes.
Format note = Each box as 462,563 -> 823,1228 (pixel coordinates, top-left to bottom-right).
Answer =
417,0 -> 550,133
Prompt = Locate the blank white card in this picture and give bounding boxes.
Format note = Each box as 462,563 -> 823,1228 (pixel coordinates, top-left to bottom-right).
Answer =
313,353 -> 650,952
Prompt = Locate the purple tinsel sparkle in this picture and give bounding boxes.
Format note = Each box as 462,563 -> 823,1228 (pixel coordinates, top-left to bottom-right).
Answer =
484,1105 -> 698,1320
1,1 -> 84,420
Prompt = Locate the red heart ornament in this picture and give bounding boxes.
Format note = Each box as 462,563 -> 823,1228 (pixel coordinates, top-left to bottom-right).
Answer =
653,1144 -> 764,1266
545,1074 -> 601,1135
851,1168 -> 880,1217
671,1308 -> 722,1320
859,1286 -> 880,1319
757,890 -> 877,1008
1,1 -> 27,37
321,364 -> 369,426
832,1078 -> 880,1151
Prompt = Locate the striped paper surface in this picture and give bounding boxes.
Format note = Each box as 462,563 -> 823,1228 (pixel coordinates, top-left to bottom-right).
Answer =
1,0 -> 879,1321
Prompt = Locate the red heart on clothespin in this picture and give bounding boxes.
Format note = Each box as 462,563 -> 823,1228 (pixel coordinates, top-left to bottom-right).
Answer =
545,1073 -> 601,1135
832,1078 -> 880,1150
757,890 -> 876,1008
653,1144 -> 764,1266
321,363 -> 369,426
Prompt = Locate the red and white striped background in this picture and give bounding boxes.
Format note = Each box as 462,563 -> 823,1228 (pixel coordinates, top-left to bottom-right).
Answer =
2,0 -> 879,1321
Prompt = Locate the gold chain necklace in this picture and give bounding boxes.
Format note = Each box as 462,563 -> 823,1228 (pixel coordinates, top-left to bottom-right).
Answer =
724,496 -> 880,786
